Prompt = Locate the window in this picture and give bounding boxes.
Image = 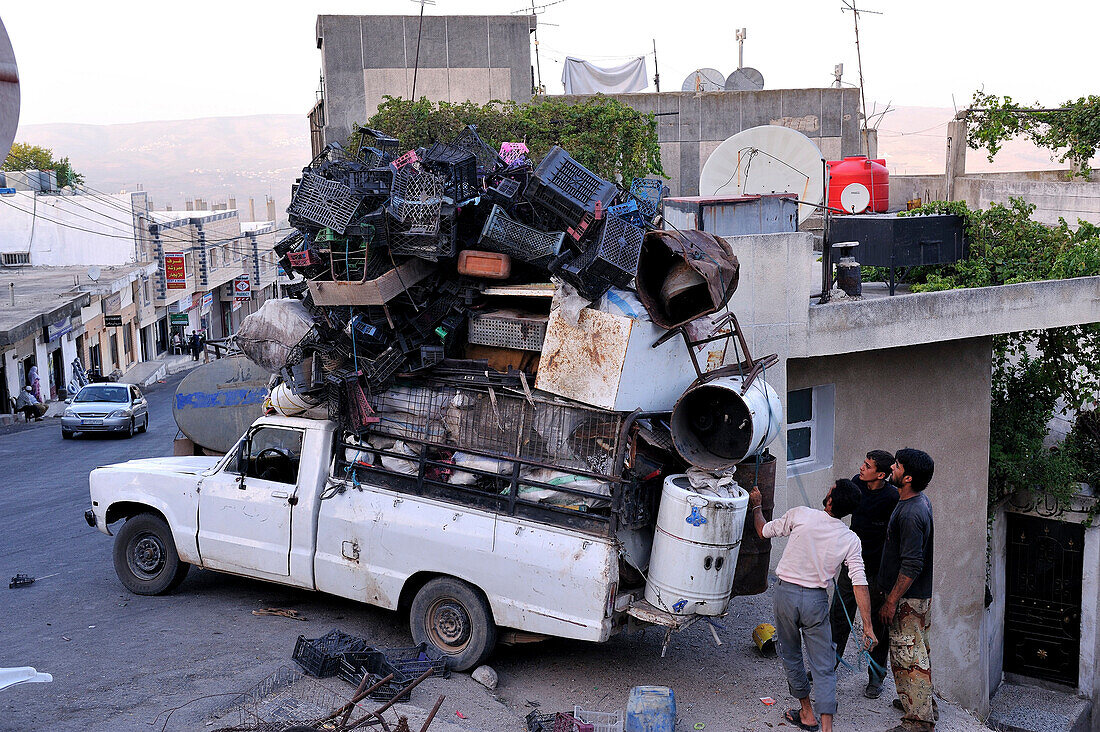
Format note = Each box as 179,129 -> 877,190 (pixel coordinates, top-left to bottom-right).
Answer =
786,384 -> 835,475
242,427 -> 303,485
122,322 -> 133,356
1,252 -> 29,265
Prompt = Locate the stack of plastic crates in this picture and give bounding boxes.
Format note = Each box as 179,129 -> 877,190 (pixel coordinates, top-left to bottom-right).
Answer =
292,628 -> 373,677
629,177 -> 663,220
555,215 -> 644,300
452,124 -> 504,174
382,642 -> 450,678
336,650 -> 412,702
423,142 -> 478,203
288,170 -> 365,234
478,204 -> 566,266
525,146 -> 618,231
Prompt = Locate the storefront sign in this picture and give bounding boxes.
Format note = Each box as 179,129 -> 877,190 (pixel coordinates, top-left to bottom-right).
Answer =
165,253 -> 186,289
169,313 -> 189,325
201,292 -> 213,314
104,315 -> 123,328
234,276 -> 251,302
47,317 -> 72,342
103,292 -> 122,314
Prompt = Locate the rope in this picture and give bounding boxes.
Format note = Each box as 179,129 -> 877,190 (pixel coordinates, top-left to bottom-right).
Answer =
833,577 -> 888,678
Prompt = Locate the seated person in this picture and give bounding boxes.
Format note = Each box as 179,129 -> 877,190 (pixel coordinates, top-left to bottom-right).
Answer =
15,386 -> 47,421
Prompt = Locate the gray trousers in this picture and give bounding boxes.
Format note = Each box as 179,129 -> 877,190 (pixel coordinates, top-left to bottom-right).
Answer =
775,579 -> 837,716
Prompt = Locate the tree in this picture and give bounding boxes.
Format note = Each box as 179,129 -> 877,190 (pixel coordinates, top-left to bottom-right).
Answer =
2,142 -> 85,188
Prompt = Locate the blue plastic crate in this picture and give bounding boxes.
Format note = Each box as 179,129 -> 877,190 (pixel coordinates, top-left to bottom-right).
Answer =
382,642 -> 450,678
629,178 -> 663,219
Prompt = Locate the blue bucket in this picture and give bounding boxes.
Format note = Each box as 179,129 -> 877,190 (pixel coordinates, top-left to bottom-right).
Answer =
625,686 -> 676,732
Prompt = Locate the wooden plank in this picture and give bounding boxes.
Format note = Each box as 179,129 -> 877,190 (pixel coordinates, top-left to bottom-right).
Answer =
307,258 -> 436,306
482,283 -> 556,298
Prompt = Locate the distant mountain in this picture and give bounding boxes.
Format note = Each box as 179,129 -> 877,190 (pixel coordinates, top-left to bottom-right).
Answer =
16,114 -> 312,221
14,106 -> 1072,225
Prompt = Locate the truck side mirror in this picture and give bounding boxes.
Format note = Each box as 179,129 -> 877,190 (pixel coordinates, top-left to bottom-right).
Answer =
235,440 -> 249,476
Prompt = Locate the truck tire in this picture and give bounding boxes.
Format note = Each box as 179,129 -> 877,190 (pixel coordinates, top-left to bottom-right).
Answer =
113,513 -> 190,595
409,577 -> 497,672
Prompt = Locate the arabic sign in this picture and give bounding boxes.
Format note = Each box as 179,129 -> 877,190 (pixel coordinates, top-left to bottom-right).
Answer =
104,315 -> 123,328
165,253 -> 186,289
234,276 -> 251,302
169,313 -> 189,325
47,317 -> 72,342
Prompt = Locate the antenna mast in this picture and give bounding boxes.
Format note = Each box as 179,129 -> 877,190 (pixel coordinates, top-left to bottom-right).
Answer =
841,0 -> 880,157
409,0 -> 436,102
653,38 -> 660,92
736,28 -> 747,69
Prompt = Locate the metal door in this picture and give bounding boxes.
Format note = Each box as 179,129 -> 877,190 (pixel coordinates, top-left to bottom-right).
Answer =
1004,513 -> 1083,686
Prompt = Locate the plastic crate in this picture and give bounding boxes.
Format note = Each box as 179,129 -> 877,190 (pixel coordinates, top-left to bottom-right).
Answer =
489,176 -> 522,201
345,167 -> 393,198
555,713 -> 594,732
388,210 -> 456,260
287,171 -> 365,234
356,127 -> 400,163
387,166 -> 443,233
606,199 -> 645,227
452,124 -> 504,174
574,708 -> 624,732
382,642 -> 450,678
468,309 -> 548,352
336,651 -> 412,702
391,149 -> 420,170
499,141 -> 530,168
574,215 -> 644,287
479,204 -> 565,266
526,146 -> 618,229
628,178 -> 663,218
287,249 -> 319,268
359,345 -> 406,387
423,142 -> 479,203
292,629 -> 372,677
526,710 -> 558,732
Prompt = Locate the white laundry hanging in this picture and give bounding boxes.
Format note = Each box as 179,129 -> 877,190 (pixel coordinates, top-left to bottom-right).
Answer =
561,56 -> 648,94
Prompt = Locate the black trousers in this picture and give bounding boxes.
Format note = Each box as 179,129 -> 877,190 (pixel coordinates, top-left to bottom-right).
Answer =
829,565 -> 890,682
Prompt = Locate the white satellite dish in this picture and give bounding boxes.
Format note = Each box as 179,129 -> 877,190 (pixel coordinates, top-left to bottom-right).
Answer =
725,67 -> 764,91
681,68 -> 725,92
840,182 -> 872,214
87,266 -> 101,282
699,125 -> 825,224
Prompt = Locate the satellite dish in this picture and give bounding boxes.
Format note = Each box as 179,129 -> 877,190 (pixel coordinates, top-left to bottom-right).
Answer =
87,266 -> 101,282
840,182 -> 872,214
681,68 -> 725,92
0,17 -> 19,164
699,125 -> 824,224
725,67 -> 764,91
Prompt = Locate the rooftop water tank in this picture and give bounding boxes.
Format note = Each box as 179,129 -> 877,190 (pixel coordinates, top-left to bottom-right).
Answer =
827,156 -> 889,214
644,474 -> 749,616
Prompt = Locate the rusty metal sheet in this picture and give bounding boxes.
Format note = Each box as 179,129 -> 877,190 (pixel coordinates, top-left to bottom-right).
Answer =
535,307 -> 631,411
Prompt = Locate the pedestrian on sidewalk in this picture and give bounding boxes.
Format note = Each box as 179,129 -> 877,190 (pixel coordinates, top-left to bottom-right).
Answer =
15,385 -> 47,421
189,331 -> 201,361
830,449 -> 899,698
749,479 -> 877,732
28,365 -> 41,403
879,448 -> 937,732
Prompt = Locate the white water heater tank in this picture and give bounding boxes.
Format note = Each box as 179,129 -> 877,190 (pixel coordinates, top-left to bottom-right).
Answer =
644,474 -> 749,616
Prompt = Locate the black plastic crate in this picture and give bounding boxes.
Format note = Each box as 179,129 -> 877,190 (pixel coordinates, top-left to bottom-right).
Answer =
336,651 -> 412,702
356,127 -> 400,163
526,146 -> 618,229
478,204 -> 565,266
452,124 -> 504,174
423,142 -> 478,203
345,167 -> 393,198
359,345 -> 407,387
288,171 -> 365,234
382,642 -> 450,678
292,629 -> 372,678
526,710 -> 558,732
387,208 -> 456,260
575,215 -> 644,287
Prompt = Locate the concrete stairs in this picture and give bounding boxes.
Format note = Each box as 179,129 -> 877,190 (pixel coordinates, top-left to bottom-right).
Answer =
989,682 -> 1090,732
120,354 -> 200,388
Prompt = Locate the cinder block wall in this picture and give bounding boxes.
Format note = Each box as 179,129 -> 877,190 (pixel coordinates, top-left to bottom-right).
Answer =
556,88 -> 863,196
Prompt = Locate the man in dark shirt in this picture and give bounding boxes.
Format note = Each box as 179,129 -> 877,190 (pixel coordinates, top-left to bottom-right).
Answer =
830,449 -> 898,698
879,448 -> 936,732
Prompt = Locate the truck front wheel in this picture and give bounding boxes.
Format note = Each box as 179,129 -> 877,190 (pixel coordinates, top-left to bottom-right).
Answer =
409,577 -> 496,672
112,513 -> 190,595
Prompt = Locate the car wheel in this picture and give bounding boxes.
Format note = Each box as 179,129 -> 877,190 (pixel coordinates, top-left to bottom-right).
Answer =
61,429 -> 73,440
112,513 -> 190,595
138,415 -> 148,433
127,418 -> 136,438
409,577 -> 496,672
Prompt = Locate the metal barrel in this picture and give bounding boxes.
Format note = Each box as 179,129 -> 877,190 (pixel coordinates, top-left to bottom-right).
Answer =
730,452 -> 777,596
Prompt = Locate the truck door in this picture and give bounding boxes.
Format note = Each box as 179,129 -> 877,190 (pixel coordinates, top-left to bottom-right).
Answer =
197,425 -> 303,576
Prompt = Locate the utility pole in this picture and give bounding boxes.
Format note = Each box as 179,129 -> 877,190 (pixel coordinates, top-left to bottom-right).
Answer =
530,0 -> 543,94
652,39 -> 660,92
409,0 -> 435,102
841,1 -> 881,158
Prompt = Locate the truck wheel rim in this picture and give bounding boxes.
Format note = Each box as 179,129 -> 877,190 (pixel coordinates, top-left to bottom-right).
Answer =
129,533 -> 165,579
426,598 -> 471,651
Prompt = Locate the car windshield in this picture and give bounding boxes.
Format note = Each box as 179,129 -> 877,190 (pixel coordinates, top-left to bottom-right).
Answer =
74,386 -> 130,403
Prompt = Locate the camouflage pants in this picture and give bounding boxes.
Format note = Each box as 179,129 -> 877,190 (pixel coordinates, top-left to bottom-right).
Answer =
889,598 -> 935,729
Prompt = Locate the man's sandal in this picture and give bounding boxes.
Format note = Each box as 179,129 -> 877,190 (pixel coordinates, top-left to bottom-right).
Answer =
783,708 -> 821,731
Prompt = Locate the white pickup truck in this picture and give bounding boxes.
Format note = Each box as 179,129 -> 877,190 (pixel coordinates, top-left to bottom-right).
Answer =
85,411 -> 676,670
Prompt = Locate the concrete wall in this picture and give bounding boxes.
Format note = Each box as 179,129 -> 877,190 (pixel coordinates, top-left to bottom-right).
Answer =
557,88 -> 862,198
955,175 -> 1100,227
317,14 -> 534,147
0,192 -> 144,266
787,338 -> 995,716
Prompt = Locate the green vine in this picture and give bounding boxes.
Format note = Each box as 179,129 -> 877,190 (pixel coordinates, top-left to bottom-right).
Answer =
967,90 -> 1100,176
353,95 -> 665,185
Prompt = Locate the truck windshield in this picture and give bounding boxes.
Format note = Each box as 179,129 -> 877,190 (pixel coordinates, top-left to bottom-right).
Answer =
74,386 -> 130,403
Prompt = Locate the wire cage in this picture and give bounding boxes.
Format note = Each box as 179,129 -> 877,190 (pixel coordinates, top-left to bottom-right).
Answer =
387,208 -> 456,260
526,146 -> 618,229
478,204 -> 566,266
452,124 -> 504,174
387,166 -> 443,234
288,170 -> 365,234
629,177 -> 663,219
216,666 -> 345,732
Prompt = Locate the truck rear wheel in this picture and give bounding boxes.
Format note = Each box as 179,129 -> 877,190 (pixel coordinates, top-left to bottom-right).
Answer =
113,513 -> 189,595
409,577 -> 496,672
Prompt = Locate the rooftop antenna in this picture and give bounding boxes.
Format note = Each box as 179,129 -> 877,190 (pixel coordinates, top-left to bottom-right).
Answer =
841,0 -> 881,157
408,0 -> 436,103
736,28 -> 747,69
725,27 -> 764,91
833,63 -> 844,89
513,0 -> 567,94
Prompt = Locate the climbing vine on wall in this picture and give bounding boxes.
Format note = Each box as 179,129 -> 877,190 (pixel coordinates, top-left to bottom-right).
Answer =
353,95 -> 665,185
967,90 -> 1100,176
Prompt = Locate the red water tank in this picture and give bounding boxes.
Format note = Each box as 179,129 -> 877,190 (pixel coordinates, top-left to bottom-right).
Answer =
826,156 -> 889,214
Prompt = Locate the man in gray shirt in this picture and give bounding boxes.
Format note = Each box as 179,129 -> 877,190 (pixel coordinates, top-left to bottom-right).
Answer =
878,448 -> 935,732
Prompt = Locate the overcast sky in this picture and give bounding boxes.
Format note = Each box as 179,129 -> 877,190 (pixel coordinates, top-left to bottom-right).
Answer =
5,1 -> 1095,129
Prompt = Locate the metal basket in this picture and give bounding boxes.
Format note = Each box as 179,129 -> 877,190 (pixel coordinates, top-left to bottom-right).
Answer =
218,666 -> 342,732
468,309 -> 548,352
387,209 -> 456,260
287,170 -> 365,234
478,204 -> 565,266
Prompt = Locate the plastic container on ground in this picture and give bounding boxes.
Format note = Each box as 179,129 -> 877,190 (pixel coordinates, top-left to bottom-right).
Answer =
292,628 -> 372,677
624,686 -> 675,732
574,706 -> 624,732
644,474 -> 748,616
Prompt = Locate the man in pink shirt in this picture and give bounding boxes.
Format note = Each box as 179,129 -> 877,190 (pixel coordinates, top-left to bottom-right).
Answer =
749,478 -> 877,732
